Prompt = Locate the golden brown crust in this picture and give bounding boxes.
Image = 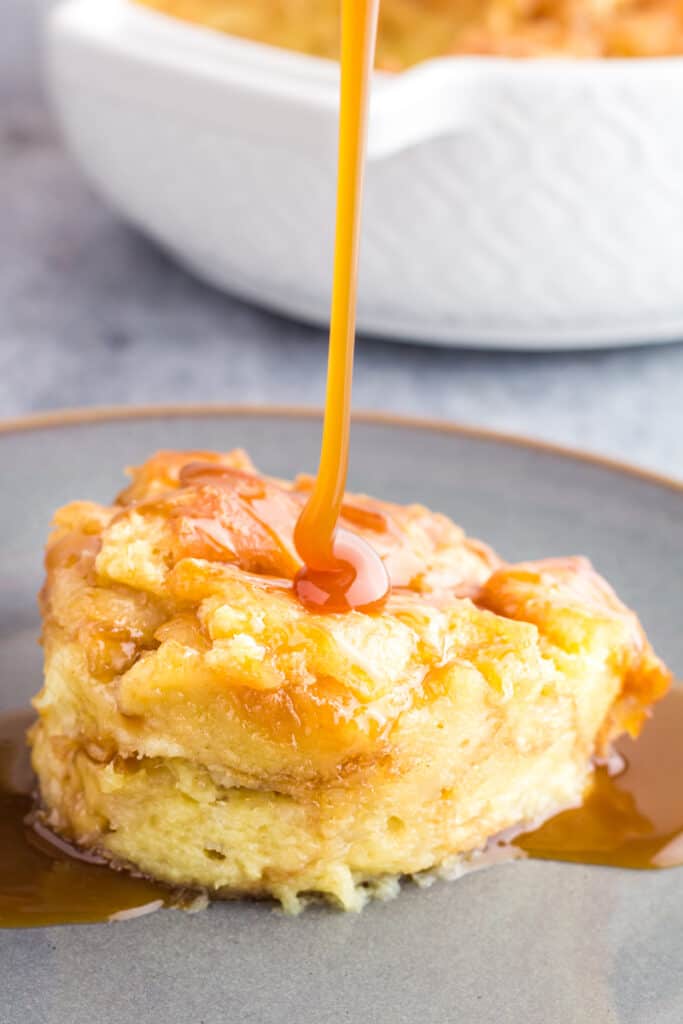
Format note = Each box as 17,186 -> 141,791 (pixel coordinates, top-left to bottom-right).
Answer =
477,556 -> 671,743
38,449 -> 669,776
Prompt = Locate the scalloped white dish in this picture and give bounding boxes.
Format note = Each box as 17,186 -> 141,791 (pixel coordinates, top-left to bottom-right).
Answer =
47,0 -> 683,349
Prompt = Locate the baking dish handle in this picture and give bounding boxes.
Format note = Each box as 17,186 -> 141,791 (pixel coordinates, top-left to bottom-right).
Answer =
367,61 -> 477,161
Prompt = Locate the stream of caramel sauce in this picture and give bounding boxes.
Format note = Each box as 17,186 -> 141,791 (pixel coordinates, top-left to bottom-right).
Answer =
2,690 -> 682,927
293,0 -> 390,614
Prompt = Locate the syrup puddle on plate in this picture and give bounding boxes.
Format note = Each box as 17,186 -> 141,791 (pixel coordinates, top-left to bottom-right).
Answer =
1,689 -> 682,928
0,710 -> 188,928
514,685 -> 683,869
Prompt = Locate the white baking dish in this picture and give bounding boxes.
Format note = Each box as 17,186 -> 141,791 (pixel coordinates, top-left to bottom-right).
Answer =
47,0 -> 683,349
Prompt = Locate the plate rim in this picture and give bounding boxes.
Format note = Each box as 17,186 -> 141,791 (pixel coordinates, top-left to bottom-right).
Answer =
1,402 -> 682,498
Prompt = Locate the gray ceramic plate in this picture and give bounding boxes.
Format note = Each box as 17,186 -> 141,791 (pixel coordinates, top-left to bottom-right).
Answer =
1,407 -> 682,1024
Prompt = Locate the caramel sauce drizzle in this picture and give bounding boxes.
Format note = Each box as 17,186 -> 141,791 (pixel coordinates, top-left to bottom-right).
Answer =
293,0 -> 390,614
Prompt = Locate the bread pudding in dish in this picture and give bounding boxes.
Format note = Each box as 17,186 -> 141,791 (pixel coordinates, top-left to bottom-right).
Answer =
31,449 -> 670,911
136,0 -> 683,66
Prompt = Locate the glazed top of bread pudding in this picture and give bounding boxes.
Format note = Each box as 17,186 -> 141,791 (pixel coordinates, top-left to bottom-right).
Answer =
40,450 -> 669,792
136,0 -> 683,66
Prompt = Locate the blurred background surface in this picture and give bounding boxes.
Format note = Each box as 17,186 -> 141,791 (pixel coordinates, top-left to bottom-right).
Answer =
2,0 -> 683,477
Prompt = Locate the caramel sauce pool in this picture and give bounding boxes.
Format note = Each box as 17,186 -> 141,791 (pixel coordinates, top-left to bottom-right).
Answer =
293,0 -> 390,614
0,712 -> 174,928
2,691 -> 682,926
516,687 -> 683,869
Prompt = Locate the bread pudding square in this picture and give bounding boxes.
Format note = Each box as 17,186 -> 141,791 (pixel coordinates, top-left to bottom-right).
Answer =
31,450 -> 670,911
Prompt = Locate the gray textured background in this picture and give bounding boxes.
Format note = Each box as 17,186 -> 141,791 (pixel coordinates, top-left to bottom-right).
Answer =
2,0 -> 683,478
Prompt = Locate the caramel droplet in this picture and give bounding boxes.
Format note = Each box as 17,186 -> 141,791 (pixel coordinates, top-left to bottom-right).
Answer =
294,528 -> 390,613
